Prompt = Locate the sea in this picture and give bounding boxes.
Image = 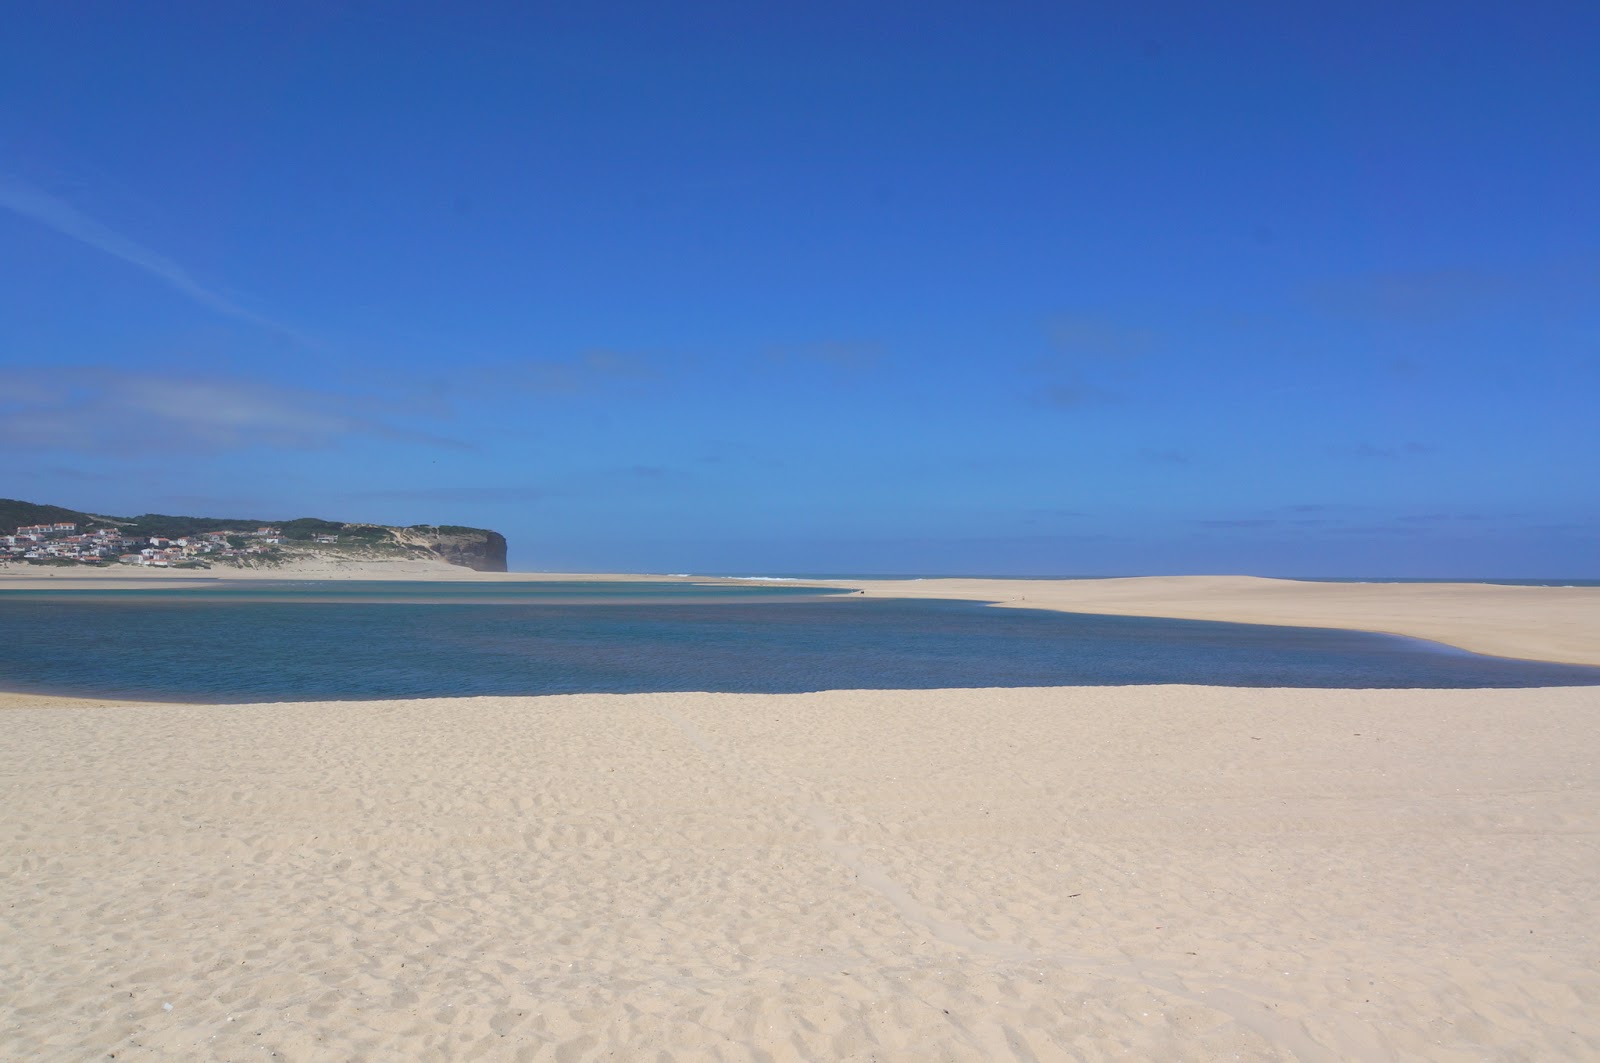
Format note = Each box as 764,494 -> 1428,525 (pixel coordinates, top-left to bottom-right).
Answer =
1,580 -> 1597,702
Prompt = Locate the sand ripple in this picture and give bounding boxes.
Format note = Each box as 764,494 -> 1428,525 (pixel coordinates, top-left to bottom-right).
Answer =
4,687 -> 1599,1060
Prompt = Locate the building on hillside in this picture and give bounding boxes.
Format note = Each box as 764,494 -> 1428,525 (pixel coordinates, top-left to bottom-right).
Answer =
18,522 -> 77,538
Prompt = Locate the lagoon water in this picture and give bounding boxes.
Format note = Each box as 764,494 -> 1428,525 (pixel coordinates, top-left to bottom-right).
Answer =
2,580 -> 1596,702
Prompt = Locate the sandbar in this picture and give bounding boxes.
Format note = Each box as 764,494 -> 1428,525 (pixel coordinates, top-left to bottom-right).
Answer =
824,575 -> 1600,667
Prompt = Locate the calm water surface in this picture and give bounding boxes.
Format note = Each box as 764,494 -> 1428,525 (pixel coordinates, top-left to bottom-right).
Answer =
1,581 -> 1596,701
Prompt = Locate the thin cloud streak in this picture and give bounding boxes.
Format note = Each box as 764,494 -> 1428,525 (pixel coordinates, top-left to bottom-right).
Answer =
0,368 -> 470,454
0,173 -> 308,342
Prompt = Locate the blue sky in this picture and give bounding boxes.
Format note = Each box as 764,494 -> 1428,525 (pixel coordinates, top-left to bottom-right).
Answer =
3,2 -> 1596,575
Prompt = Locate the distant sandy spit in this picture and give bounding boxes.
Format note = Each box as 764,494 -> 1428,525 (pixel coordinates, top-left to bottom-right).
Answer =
4,685 -> 1598,1061
827,575 -> 1600,667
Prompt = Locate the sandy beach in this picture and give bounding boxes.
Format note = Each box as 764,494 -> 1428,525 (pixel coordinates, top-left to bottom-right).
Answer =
3,685 -> 1597,1061
4,572 -> 1599,1060
826,576 -> 1600,668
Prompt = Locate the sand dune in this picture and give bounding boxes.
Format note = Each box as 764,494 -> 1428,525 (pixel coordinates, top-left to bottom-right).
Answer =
5,685 -> 1599,1060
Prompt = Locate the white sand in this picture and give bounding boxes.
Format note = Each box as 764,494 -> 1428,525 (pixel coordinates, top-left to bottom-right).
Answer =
828,575 -> 1600,667
4,685 -> 1600,1061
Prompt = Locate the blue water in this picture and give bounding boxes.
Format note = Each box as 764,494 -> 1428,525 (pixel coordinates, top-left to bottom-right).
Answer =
1,581 -> 1596,702
0,579 -> 840,605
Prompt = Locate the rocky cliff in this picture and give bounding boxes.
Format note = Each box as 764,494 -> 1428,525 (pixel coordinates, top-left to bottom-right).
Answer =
392,526 -> 509,572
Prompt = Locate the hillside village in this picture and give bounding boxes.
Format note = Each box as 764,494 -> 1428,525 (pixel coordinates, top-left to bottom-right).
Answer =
0,500 -> 509,572
1,521 -> 318,567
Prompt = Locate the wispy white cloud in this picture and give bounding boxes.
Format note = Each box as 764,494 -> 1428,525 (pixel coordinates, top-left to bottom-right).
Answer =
0,174 -> 306,341
0,368 -> 470,454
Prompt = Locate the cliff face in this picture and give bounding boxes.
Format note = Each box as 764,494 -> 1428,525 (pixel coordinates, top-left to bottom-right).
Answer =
427,529 -> 508,572
393,527 -> 509,572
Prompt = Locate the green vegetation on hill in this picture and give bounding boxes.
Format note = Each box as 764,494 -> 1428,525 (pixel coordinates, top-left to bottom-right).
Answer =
4,499 -> 503,566
114,513 -> 267,538
0,499 -> 492,541
276,518 -> 387,542
0,499 -> 100,532
0,500 -> 267,539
